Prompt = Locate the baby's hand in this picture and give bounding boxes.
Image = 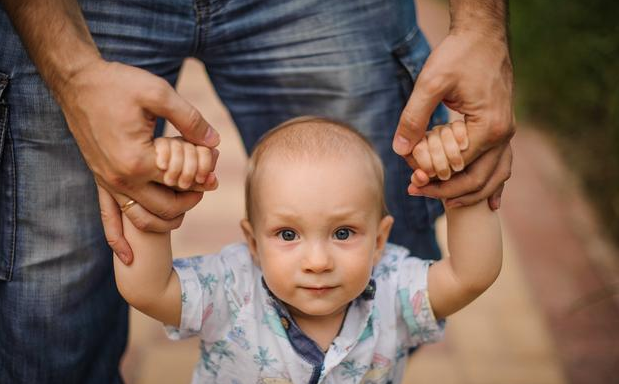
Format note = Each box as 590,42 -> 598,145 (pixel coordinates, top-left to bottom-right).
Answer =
411,120 -> 469,187
154,137 -> 219,190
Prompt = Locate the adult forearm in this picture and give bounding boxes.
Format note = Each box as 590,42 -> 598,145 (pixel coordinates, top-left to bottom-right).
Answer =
1,0 -> 101,99
449,0 -> 508,37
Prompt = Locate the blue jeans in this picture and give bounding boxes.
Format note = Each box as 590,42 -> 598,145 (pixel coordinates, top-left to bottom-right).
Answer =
0,0 -> 446,382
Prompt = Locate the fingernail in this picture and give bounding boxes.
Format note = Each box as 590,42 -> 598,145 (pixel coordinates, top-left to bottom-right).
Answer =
118,252 -> 128,264
438,172 -> 450,181
492,197 -> 502,210
163,174 -> 174,186
393,135 -> 411,156
206,172 -> 217,185
156,156 -> 166,170
452,162 -> 464,172
204,126 -> 220,146
448,201 -> 463,208
212,148 -> 220,165
460,138 -> 469,151
408,185 -> 422,196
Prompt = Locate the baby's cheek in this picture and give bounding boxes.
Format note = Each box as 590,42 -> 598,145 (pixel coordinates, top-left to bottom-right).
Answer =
341,260 -> 373,298
262,262 -> 295,299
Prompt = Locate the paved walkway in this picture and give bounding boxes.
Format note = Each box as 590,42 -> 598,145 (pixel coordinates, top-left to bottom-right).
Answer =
119,1 -> 619,383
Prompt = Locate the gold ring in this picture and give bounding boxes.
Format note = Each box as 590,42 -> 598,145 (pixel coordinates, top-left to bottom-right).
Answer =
120,199 -> 137,212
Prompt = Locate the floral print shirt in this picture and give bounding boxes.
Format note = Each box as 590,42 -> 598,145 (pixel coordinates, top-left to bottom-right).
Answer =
165,242 -> 444,384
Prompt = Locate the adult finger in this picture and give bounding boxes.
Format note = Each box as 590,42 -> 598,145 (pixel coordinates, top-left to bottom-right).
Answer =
444,144 -> 512,207
411,169 -> 431,188
96,184 -> 134,265
488,184 -> 505,211
408,143 -> 508,199
116,194 -> 186,233
129,182 -> 204,221
393,71 -> 451,156
138,79 -> 220,147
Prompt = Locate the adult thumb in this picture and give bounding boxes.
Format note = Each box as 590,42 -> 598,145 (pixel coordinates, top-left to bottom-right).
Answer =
141,80 -> 220,147
393,72 -> 448,156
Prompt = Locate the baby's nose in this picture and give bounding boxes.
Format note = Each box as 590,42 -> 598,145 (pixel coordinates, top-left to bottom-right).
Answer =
302,244 -> 334,273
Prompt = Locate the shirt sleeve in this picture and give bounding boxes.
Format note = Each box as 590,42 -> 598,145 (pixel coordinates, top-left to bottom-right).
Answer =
164,243 -> 256,342
394,248 -> 445,348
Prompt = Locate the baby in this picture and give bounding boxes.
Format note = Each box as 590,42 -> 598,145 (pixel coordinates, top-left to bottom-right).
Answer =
114,117 -> 502,384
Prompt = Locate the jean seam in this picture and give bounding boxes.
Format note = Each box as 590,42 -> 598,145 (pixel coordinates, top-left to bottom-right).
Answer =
0,100 -> 15,281
6,126 -> 15,281
192,0 -> 208,56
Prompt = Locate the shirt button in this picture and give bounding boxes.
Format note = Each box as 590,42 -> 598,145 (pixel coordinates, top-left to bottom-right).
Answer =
280,316 -> 290,330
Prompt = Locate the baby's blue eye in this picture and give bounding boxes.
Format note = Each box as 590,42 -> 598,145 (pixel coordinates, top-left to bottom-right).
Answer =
334,228 -> 352,240
279,230 -> 297,241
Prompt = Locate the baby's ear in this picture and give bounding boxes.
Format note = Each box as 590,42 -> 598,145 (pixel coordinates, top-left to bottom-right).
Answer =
373,215 -> 394,265
240,219 -> 260,266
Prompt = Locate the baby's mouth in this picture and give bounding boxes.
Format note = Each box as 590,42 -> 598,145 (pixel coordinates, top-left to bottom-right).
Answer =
300,286 -> 338,295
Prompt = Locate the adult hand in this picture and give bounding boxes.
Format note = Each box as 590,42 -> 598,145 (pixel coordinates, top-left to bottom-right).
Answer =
392,29 -> 515,209
57,59 -> 221,264
409,142 -> 512,209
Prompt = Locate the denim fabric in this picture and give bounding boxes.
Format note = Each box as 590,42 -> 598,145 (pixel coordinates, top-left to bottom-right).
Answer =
198,0 -> 447,257
0,0 -> 445,382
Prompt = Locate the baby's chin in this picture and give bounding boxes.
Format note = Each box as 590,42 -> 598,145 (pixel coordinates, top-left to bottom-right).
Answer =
284,299 -> 351,319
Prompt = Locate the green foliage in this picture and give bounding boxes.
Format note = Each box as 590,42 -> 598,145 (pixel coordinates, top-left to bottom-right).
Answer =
510,0 -> 619,243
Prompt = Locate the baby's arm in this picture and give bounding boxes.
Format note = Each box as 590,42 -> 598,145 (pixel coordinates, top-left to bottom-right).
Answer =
427,200 -> 502,319
114,137 -> 218,327
410,122 -> 502,319
113,217 -> 181,326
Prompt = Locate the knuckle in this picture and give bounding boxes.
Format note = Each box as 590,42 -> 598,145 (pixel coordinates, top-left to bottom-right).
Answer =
131,215 -> 150,231
149,79 -> 171,104
171,214 -> 185,230
106,237 -> 121,251
105,171 -> 129,190
467,173 -> 486,192
421,75 -> 445,97
428,142 -> 442,157
400,109 -> 424,131
156,202 -> 180,220
439,126 -> 450,138
99,207 -> 116,224
186,108 -> 204,132
502,167 -> 513,182
412,145 -> 425,159
171,139 -> 182,151
487,115 -> 513,144
113,150 -> 148,177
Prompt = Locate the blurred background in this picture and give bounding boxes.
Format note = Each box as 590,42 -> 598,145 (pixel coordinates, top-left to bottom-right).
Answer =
120,0 -> 619,383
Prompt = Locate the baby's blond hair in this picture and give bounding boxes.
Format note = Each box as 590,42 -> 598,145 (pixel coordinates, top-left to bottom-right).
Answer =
245,116 -> 388,223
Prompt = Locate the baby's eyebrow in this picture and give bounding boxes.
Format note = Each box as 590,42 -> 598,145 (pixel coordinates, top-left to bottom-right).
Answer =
268,209 -> 370,222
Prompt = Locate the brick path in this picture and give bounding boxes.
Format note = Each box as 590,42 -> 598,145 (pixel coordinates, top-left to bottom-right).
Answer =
119,1 -> 619,382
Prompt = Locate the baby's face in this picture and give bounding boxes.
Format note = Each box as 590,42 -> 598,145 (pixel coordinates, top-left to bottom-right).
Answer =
242,154 -> 393,322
